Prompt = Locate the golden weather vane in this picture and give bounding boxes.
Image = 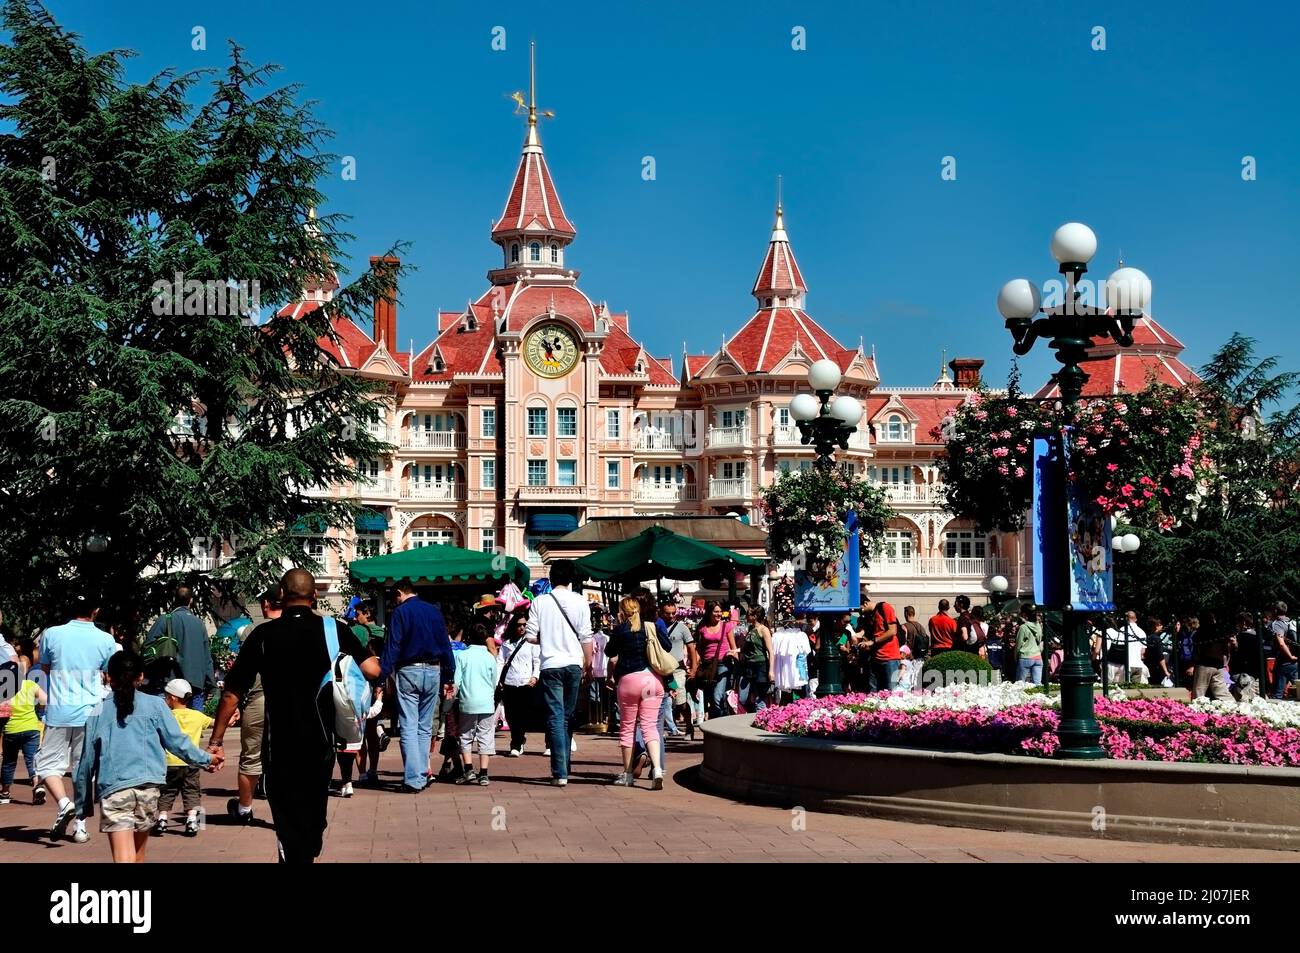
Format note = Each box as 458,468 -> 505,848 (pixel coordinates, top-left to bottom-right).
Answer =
511,41 -> 554,145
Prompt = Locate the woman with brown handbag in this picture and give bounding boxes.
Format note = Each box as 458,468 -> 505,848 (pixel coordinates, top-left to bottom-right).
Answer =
691,601 -> 739,719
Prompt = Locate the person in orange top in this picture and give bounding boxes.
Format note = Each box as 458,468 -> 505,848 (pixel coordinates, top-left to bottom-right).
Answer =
859,589 -> 902,692
928,599 -> 958,655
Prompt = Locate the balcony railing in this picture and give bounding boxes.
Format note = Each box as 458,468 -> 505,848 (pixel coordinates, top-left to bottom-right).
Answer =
773,425 -> 871,450
636,431 -> 689,451
633,482 -> 699,503
873,483 -> 943,504
516,484 -> 586,500
401,429 -> 466,450
870,557 -> 1012,578
353,476 -> 396,497
707,425 -> 751,449
708,477 -> 751,499
365,423 -> 396,445
407,480 -> 465,501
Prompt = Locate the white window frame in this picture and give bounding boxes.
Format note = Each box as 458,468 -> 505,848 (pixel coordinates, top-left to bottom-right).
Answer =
481,458 -> 496,489
527,406 -> 548,437
606,460 -> 620,488
557,459 -> 577,487
527,459 -> 548,486
481,407 -> 497,438
556,406 -> 578,438
605,408 -> 621,440
481,528 -> 496,554
944,530 -> 987,560
355,532 -> 383,559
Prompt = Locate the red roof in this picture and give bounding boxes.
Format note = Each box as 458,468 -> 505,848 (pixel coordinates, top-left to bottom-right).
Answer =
413,308 -> 502,380
491,143 -> 575,238
598,323 -> 678,385
499,282 -> 598,333
751,211 -> 807,299
867,393 -> 968,447
682,354 -> 712,379
722,307 -> 846,373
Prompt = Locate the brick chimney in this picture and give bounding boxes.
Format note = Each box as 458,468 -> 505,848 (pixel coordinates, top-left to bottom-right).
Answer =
949,357 -> 983,389
369,255 -> 400,349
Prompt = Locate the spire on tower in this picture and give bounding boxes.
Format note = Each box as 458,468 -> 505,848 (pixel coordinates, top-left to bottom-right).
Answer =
751,190 -> 806,305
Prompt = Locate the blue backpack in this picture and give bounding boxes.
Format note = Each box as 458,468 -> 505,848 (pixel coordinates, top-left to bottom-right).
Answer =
321,617 -> 371,744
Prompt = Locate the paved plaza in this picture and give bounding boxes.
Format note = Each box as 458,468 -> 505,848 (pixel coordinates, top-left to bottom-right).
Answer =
1,729 -> 1292,863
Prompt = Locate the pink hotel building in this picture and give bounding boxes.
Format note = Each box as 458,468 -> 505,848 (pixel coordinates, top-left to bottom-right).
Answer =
275,75 -> 1198,610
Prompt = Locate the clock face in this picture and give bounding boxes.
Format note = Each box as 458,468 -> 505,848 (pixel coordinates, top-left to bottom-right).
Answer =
524,323 -> 580,379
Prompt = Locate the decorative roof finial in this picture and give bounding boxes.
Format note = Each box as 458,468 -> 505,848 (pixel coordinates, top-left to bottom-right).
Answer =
511,41 -> 554,150
775,174 -> 784,230
307,206 -> 316,221
1117,247 -> 1125,269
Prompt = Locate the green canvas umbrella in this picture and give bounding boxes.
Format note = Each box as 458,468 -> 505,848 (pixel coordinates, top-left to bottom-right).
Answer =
574,525 -> 765,584
348,543 -> 530,589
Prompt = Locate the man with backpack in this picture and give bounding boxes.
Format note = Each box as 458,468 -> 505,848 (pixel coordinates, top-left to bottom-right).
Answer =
208,569 -> 379,863
901,606 -> 929,661
857,588 -> 902,693
143,585 -> 216,710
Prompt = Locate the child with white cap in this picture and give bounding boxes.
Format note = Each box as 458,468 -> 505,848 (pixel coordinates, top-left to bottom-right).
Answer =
155,678 -> 214,836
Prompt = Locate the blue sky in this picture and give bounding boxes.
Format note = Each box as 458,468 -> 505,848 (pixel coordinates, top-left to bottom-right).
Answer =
34,0 -> 1300,392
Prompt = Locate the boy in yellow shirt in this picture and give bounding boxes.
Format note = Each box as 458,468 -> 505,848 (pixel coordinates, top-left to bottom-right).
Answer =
1,639 -> 47,804
155,679 -> 213,836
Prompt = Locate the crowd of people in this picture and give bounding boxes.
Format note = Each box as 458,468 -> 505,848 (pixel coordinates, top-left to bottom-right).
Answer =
2,569 -> 1298,863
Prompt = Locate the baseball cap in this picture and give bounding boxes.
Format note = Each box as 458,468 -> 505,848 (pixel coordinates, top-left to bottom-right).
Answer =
164,678 -> 193,699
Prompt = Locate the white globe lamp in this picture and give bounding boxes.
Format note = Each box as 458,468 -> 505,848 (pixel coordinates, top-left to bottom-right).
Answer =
789,393 -> 820,422
996,278 -> 1041,321
829,395 -> 863,426
1050,222 -> 1098,266
1105,266 -> 1152,313
808,359 -> 842,392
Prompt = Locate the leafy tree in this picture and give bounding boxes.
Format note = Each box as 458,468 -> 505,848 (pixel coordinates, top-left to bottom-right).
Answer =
1114,334 -> 1300,622
0,1 -> 404,637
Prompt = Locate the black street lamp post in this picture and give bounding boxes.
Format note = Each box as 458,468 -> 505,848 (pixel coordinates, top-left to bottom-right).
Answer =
789,359 -> 865,698
997,223 -> 1151,759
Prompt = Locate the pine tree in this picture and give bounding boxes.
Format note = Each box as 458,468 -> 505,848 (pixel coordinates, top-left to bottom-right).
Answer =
0,1 -> 405,635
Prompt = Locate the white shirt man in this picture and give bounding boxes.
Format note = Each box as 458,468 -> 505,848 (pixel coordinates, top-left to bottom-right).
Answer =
523,562 -> 593,785
1106,611 -> 1149,685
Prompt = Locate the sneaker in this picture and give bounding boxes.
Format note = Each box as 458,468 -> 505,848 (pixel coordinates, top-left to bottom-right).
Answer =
455,770 -> 478,785
341,782 -> 354,798
152,818 -> 168,837
477,773 -> 490,786
550,777 -> 568,787
359,770 -> 378,786
72,827 -> 90,844
571,738 -> 577,753
50,801 -> 75,839
226,798 -> 254,824
184,817 -> 199,836
651,768 -> 665,791
508,747 -> 523,758
611,773 -> 633,786
0,790 -> 10,805
543,747 -> 550,756
32,785 -> 46,806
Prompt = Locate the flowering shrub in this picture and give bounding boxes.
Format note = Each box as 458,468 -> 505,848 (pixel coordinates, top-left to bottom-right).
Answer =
754,683 -> 1300,767
933,377 -> 1207,533
760,466 -> 893,566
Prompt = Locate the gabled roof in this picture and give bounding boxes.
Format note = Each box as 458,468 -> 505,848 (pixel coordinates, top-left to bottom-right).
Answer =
719,307 -> 847,374
866,393 -> 970,447
413,306 -> 503,381
498,281 -> 599,333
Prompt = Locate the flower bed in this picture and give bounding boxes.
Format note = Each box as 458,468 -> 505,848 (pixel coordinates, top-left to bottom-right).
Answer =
752,684 -> 1300,767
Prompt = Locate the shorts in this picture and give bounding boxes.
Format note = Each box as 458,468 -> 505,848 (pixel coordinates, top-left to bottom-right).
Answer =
670,666 -> 689,706
99,785 -> 160,833
238,691 -> 265,776
34,725 -> 86,779
457,712 -> 496,756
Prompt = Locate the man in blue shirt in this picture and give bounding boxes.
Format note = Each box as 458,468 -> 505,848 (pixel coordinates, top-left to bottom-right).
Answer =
381,581 -> 455,792
37,593 -> 119,844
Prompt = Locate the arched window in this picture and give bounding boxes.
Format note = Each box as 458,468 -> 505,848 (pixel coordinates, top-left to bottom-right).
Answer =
510,243 -> 520,263
529,242 -> 541,262
550,243 -> 559,263
883,414 -> 910,442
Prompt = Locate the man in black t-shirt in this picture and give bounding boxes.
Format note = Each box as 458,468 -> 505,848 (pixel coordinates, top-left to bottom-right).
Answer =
209,569 -> 379,863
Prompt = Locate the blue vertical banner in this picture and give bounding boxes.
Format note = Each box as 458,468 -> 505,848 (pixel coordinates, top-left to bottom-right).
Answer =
1033,433 -> 1114,611
1032,436 -> 1064,607
1063,435 -> 1114,611
794,510 -> 860,611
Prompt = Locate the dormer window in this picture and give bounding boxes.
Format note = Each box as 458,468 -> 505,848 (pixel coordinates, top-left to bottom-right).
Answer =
765,298 -> 773,307
464,312 -> 478,332
433,354 -> 446,373
636,360 -> 645,374
510,243 -> 520,264
550,243 -> 559,263
529,242 -> 541,262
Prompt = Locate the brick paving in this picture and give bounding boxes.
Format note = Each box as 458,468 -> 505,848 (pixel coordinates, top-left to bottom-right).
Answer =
2,730 -> 1293,863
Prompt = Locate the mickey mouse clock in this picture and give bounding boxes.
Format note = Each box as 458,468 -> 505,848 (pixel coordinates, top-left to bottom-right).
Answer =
524,323 -> 580,379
